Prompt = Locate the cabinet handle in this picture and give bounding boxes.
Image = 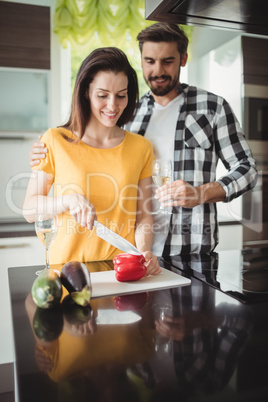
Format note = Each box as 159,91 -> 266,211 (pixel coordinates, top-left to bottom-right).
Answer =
0,243 -> 31,249
0,136 -> 26,140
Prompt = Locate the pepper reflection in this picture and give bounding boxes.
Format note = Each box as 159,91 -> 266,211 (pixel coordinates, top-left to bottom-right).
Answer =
25,258 -> 253,401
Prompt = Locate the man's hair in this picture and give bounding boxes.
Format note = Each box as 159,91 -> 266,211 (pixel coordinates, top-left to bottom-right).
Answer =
137,22 -> 189,58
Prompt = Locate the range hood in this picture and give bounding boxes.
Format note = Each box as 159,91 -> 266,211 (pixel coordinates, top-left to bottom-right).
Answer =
145,0 -> 268,36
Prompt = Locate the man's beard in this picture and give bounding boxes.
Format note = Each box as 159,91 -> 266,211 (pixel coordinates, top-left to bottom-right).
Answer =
146,71 -> 180,96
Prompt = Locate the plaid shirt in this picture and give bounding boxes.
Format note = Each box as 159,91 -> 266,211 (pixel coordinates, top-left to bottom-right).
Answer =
134,255 -> 251,397
125,84 -> 258,255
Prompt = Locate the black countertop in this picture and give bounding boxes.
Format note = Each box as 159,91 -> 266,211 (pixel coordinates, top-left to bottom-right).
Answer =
165,248 -> 268,304
8,251 -> 268,402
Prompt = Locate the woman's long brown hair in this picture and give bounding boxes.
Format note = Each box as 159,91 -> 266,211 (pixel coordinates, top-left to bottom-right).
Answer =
62,47 -> 139,141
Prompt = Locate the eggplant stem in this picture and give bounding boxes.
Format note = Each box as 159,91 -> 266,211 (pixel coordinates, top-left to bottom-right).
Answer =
71,285 -> 91,306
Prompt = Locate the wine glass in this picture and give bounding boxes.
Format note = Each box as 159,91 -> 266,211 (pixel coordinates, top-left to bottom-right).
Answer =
35,215 -> 58,276
152,159 -> 172,215
152,303 -> 172,354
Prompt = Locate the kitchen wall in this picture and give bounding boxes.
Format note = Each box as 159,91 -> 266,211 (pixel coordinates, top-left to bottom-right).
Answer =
189,30 -> 241,117
187,27 -> 266,223
1,0 -> 69,129
0,0 -> 71,224
1,1 -> 265,225
0,1 -> 65,387
0,0 -> 67,380
187,28 -> 242,224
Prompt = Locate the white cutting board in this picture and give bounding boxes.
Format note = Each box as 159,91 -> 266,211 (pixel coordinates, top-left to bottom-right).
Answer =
91,267 -> 191,298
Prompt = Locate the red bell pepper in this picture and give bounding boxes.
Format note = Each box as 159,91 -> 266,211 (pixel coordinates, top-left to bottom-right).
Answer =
114,293 -> 148,311
113,253 -> 146,282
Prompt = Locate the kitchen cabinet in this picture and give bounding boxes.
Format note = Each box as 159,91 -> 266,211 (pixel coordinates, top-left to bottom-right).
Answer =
0,236 -> 44,371
216,224 -> 243,251
145,0 -> 268,36
0,1 -> 50,69
0,2 -> 51,224
0,138 -> 34,222
242,36 -> 268,85
0,68 -> 50,133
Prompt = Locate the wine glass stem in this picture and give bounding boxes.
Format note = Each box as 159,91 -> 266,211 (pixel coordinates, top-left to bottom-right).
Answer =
45,246 -> 49,269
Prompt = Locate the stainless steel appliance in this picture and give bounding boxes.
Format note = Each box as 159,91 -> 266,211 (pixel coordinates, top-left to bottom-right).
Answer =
242,83 -> 268,247
242,141 -> 268,248
243,84 -> 268,141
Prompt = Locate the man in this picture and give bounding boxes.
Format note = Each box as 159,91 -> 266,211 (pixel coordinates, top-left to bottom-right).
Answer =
29,22 -> 258,256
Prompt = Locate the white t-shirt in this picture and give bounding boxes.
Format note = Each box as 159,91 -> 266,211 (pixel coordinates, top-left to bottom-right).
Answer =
145,94 -> 184,255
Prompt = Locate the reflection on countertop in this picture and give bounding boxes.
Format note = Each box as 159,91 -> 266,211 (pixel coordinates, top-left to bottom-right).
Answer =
10,258 -> 268,402
163,247 -> 268,303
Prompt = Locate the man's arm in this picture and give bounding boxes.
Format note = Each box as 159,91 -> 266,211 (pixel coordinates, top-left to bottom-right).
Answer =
212,99 -> 258,203
157,96 -> 258,209
155,180 -> 226,208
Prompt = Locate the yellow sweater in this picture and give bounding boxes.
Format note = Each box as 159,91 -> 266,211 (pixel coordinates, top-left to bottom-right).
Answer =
32,128 -> 154,264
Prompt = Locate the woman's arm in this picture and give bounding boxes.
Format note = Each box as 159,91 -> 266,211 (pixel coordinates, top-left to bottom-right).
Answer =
23,170 -> 58,222
23,170 -> 96,229
135,177 -> 161,276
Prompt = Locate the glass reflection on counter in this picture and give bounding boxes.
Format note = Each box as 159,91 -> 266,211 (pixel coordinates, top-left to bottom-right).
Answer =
24,258 -> 253,401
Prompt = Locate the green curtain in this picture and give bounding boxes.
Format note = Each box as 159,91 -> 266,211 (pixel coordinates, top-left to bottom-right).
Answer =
53,0 -> 193,48
53,0 -> 154,49
53,0 -> 193,95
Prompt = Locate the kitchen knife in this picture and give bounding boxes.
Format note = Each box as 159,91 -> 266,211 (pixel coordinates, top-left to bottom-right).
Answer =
93,221 -> 141,255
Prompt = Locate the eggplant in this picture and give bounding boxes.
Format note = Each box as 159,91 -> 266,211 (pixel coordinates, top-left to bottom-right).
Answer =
62,294 -> 93,325
31,269 -> 62,309
33,306 -> 63,341
60,261 -> 92,306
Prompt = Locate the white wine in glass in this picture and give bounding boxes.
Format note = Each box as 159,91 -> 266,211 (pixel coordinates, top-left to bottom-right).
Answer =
35,215 -> 58,276
152,159 -> 172,215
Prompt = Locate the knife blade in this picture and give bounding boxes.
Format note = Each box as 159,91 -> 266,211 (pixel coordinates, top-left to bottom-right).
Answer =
93,221 -> 141,255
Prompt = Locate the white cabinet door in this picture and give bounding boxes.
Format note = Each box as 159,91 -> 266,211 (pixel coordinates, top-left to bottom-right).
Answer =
215,224 -> 243,251
0,236 -> 44,365
0,138 -> 34,221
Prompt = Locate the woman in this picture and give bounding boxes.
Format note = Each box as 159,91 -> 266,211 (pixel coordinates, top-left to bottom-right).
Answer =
23,47 -> 160,275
